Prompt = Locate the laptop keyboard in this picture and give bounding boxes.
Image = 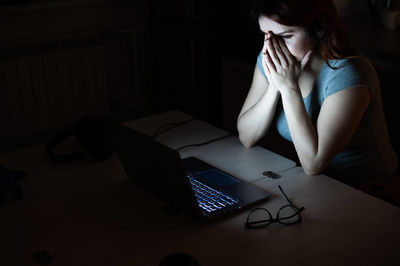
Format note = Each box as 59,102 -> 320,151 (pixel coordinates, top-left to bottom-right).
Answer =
188,175 -> 239,214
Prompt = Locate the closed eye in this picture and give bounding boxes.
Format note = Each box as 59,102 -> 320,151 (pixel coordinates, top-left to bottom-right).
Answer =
281,35 -> 293,39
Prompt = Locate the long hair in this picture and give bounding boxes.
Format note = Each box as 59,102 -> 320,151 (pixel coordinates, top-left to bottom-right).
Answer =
249,0 -> 356,68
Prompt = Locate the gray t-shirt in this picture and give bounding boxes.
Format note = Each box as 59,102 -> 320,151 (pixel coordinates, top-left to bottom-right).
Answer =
257,51 -> 398,181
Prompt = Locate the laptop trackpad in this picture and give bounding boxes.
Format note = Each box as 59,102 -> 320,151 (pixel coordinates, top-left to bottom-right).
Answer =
196,168 -> 239,187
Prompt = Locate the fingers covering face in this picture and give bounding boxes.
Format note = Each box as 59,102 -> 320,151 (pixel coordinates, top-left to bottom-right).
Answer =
262,47 -> 274,73
272,37 -> 288,67
266,36 -> 281,66
263,32 -> 294,70
276,37 -> 293,64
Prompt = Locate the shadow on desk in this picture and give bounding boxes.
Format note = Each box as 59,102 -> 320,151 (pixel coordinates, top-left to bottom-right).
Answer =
257,126 -> 300,166
352,170 -> 400,208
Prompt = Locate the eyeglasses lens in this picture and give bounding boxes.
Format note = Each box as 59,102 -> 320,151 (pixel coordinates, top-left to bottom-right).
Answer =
247,208 -> 272,227
277,205 -> 301,224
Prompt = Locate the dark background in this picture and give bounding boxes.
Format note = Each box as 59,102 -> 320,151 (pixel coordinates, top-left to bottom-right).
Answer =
0,0 -> 399,157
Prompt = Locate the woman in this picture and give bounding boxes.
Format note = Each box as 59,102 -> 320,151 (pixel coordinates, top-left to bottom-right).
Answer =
237,0 -> 398,194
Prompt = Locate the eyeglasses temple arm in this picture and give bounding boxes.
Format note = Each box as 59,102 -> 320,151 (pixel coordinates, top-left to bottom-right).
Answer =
278,185 -> 294,205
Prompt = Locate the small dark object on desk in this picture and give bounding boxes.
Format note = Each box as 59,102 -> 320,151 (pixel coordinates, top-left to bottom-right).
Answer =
0,163 -> 26,201
46,116 -> 114,163
263,171 -> 281,179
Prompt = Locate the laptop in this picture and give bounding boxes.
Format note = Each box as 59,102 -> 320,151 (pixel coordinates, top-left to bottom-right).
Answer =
113,123 -> 270,222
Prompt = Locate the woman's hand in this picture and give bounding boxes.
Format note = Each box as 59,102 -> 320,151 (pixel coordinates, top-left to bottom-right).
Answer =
262,32 -> 311,94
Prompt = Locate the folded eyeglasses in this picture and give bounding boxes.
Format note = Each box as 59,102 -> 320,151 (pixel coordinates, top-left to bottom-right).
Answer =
245,185 -> 305,229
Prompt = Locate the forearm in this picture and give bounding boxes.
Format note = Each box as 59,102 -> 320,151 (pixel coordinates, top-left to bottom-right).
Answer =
237,86 -> 280,148
280,88 -> 322,174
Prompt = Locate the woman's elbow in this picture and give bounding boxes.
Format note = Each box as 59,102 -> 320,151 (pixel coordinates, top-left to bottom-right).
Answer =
303,167 -> 321,176
238,134 -> 254,149
237,123 -> 254,148
301,160 -> 326,176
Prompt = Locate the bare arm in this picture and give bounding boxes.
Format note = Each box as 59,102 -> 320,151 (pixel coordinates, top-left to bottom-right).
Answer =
264,32 -> 371,175
237,65 -> 281,148
281,85 -> 370,175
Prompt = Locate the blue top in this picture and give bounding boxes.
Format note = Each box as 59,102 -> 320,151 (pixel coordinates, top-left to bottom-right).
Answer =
257,51 -> 398,181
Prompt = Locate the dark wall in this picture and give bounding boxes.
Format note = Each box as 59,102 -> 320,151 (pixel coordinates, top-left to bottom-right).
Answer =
2,0 -> 398,154
216,1 -> 262,62
145,0 -> 262,127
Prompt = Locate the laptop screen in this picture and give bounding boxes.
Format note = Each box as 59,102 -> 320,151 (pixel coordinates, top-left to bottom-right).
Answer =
113,124 -> 203,220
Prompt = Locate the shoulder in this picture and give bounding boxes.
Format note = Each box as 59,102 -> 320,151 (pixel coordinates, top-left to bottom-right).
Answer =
320,56 -> 379,98
331,54 -> 374,70
325,55 -> 379,84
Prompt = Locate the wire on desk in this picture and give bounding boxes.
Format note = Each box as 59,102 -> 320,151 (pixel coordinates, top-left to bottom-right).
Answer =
176,134 -> 233,151
151,118 -> 233,151
152,118 -> 197,139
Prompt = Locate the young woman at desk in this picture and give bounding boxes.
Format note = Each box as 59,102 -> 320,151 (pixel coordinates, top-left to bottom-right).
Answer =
237,0 -> 399,205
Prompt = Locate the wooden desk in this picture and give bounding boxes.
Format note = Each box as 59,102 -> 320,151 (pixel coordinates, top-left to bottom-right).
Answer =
1,111 -> 400,266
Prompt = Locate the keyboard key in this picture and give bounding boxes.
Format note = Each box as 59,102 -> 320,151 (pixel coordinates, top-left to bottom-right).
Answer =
188,175 -> 239,213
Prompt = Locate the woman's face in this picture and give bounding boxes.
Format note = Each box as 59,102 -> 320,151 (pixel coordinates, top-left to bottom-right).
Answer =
258,15 -> 316,62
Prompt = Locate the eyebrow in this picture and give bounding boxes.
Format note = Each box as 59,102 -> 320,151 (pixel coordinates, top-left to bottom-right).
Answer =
259,29 -> 294,36
275,30 -> 293,35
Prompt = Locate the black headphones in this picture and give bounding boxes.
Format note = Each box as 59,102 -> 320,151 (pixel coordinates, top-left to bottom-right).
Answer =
46,117 -> 114,163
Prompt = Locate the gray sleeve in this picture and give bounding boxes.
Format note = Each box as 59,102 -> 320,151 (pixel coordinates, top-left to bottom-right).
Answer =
324,57 -> 377,98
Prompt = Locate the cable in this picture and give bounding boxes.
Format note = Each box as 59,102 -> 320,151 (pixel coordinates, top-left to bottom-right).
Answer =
151,118 -> 233,151
152,118 -> 197,139
176,134 -> 233,151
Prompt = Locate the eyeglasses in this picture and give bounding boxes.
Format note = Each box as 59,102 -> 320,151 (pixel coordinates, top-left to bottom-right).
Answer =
245,185 -> 305,229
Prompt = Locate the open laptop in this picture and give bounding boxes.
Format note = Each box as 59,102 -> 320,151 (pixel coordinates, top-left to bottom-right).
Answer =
113,123 -> 270,222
